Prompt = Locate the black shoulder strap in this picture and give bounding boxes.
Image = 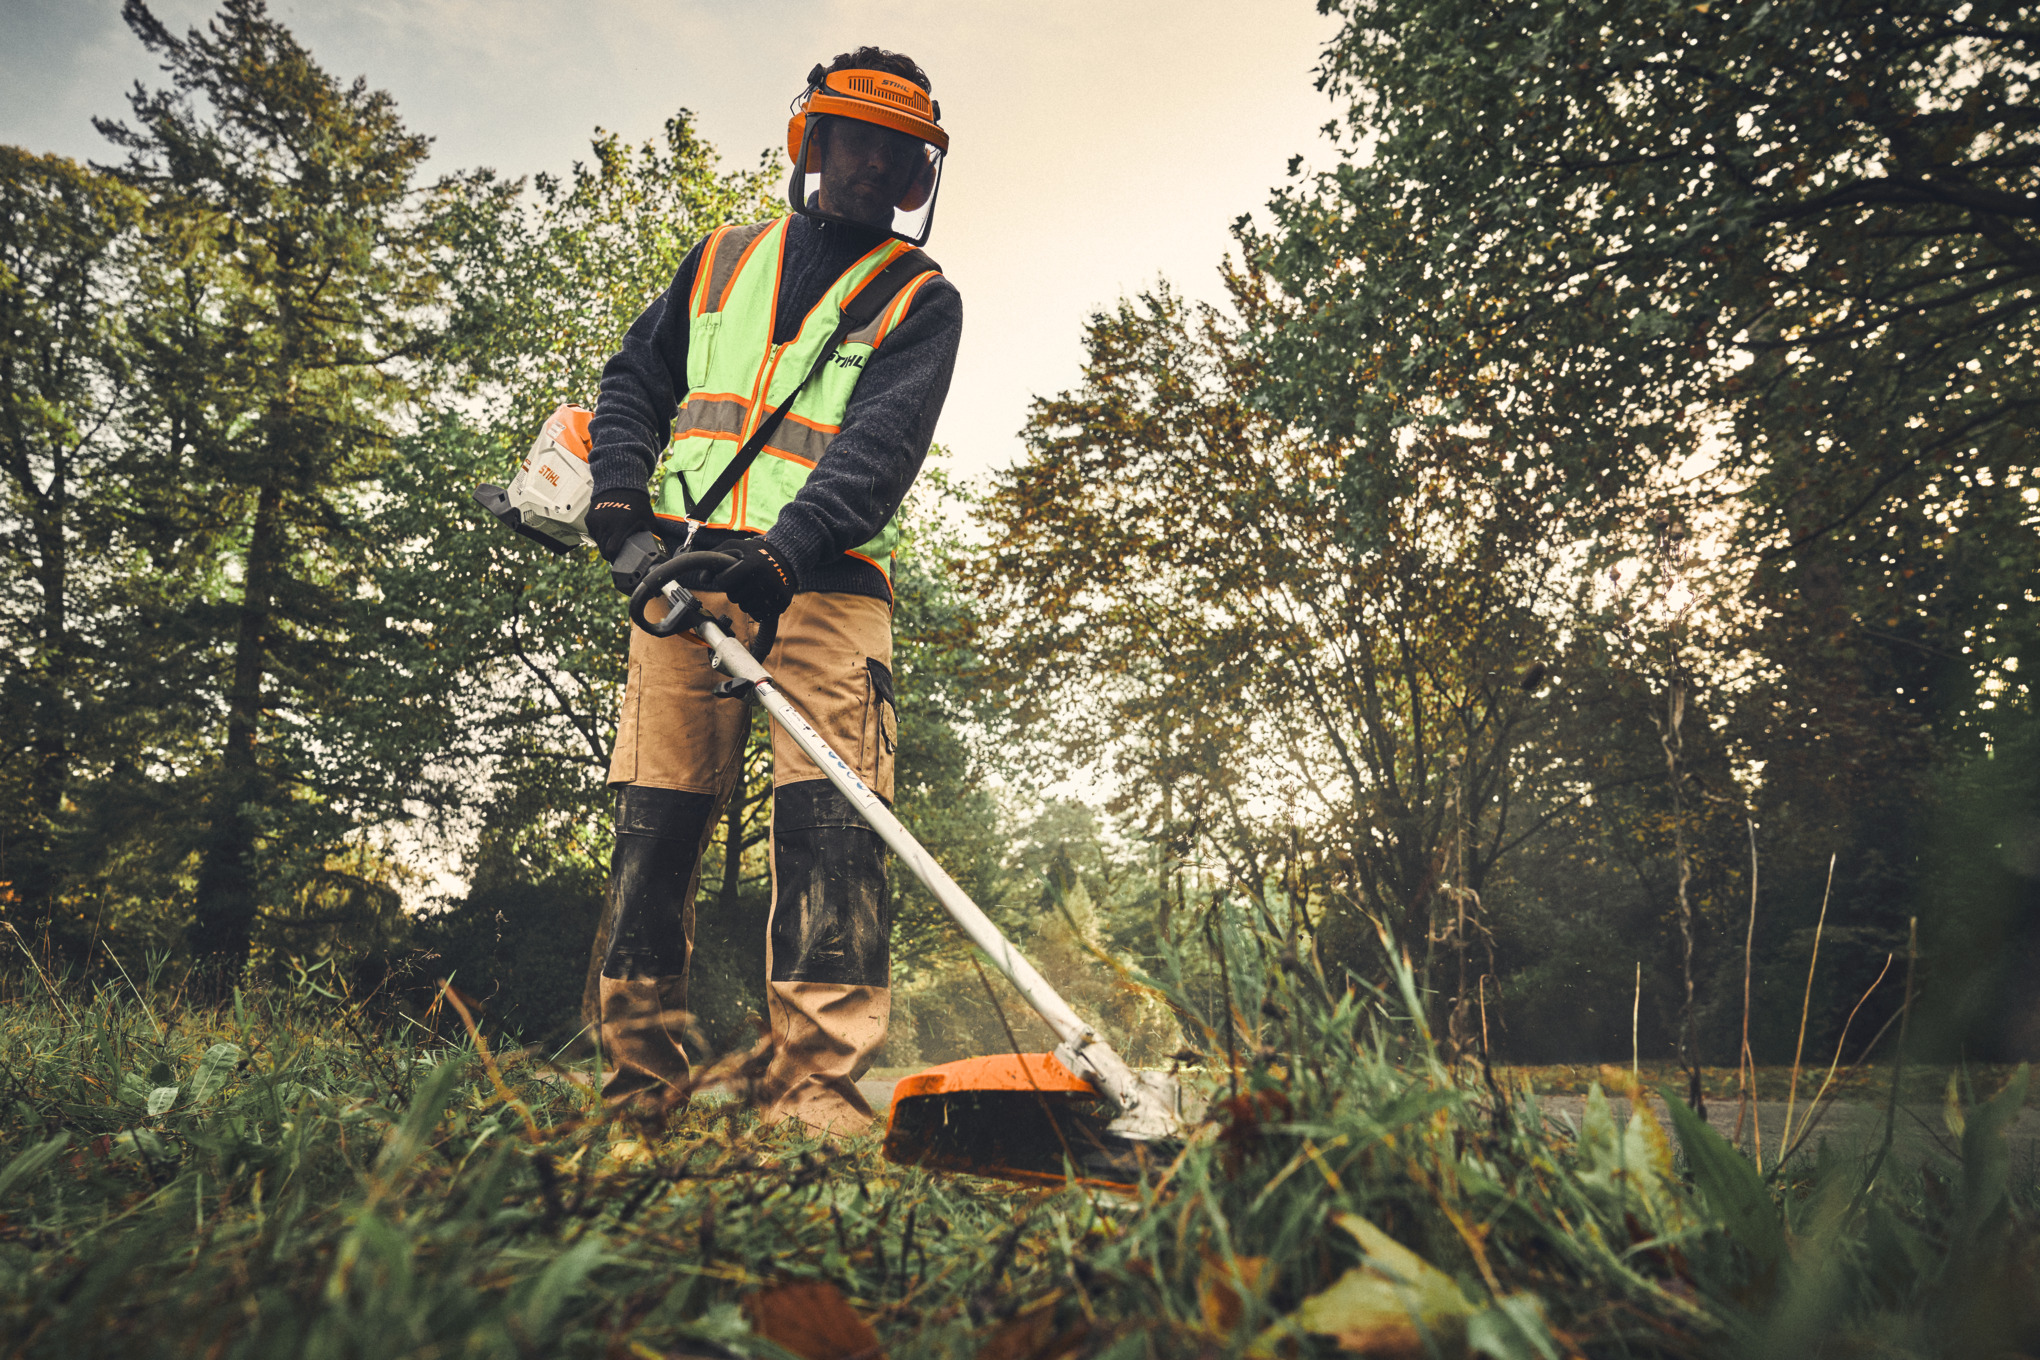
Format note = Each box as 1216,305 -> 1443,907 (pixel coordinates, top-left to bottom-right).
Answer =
682,248 -> 939,522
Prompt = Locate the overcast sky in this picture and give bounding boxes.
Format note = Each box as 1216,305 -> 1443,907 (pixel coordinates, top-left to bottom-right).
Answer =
0,0 -> 1342,477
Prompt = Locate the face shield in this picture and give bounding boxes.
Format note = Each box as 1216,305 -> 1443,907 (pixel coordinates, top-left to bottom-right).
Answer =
786,67 -> 948,247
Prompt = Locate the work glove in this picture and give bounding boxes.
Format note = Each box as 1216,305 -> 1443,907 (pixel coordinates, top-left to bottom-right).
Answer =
710,537 -> 798,623
586,487 -> 658,593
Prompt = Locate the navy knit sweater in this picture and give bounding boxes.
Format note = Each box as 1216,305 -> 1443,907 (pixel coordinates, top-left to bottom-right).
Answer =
588,213 -> 962,601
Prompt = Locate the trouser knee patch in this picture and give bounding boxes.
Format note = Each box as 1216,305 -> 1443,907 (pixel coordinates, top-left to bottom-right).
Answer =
771,781 -> 890,987
602,786 -> 717,979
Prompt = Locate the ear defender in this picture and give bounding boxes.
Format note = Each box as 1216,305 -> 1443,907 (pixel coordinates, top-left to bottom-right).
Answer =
786,64 -> 829,167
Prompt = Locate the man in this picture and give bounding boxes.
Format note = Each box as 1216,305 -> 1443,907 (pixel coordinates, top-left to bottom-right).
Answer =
581,47 -> 960,1135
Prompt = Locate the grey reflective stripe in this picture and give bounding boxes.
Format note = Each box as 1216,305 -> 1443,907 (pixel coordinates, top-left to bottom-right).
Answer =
674,395 -> 748,438
843,269 -> 938,347
765,419 -> 836,467
702,220 -> 775,315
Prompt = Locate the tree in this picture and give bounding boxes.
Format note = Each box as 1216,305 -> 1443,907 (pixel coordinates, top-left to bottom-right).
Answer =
1246,0 -> 2038,1069
1256,3 -> 2036,717
0,150 -> 144,953
95,0 -> 451,976
967,271 -> 1589,1040
382,115 -> 776,873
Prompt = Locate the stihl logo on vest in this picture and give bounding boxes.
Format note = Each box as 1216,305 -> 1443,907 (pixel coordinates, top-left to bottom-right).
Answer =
828,351 -> 865,371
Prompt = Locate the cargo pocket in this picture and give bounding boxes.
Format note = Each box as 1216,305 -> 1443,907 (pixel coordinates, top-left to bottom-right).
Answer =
608,658 -> 641,785
864,657 -> 897,803
685,311 -> 722,392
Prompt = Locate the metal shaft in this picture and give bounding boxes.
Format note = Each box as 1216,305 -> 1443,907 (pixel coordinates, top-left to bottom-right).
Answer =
685,605 -> 1162,1127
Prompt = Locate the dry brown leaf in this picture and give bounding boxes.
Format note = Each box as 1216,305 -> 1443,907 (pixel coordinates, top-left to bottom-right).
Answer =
1199,1252 -> 1271,1334
974,1306 -> 1091,1360
742,1281 -> 884,1360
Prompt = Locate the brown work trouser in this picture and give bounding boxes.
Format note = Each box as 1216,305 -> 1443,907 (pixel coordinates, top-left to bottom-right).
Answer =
597,589 -> 896,1135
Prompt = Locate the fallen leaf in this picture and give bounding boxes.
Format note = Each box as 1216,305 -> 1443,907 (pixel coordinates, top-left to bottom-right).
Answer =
1596,1065 -> 1640,1100
743,1281 -> 884,1360
976,1305 -> 1090,1360
1283,1214 -> 1476,1357
1199,1253 -> 1270,1334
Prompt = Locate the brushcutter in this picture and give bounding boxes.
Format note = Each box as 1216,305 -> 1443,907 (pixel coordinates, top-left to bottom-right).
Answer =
475,411 -> 1202,1187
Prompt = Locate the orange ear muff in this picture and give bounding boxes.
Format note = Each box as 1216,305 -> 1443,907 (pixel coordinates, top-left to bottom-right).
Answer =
786,112 -> 807,166
896,151 -> 936,212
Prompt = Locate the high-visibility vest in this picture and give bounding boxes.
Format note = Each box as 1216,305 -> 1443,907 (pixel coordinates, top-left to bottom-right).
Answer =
653,215 -> 942,577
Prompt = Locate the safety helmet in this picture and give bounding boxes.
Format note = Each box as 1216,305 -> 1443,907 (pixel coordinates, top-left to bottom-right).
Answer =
786,63 -> 947,246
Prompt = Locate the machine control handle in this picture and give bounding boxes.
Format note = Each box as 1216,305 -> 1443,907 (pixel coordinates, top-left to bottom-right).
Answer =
627,551 -> 777,662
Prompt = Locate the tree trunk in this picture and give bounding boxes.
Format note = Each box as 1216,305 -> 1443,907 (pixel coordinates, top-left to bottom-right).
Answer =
1661,671 -> 1705,1118
718,776 -> 743,917
17,448 -> 71,949
189,479 -> 283,977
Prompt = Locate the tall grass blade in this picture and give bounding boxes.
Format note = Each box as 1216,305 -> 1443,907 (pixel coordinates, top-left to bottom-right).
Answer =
1661,1088 -> 1784,1274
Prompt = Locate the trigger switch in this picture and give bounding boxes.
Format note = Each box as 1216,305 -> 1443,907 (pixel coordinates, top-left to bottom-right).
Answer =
610,529 -> 666,594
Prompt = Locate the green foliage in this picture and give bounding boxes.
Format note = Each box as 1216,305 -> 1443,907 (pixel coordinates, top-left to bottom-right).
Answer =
364,111 -> 778,880
965,270 -> 1602,1026
1258,1 -> 2038,679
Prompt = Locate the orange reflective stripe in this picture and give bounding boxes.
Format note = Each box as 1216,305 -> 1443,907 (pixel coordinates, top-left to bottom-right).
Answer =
675,395 -> 749,440
761,445 -> 817,470
843,548 -> 895,590
782,410 -> 841,437
690,224 -> 731,315
718,219 -> 781,314
740,340 -> 793,530
830,239 -> 911,316
762,419 -> 833,467
873,270 -> 938,347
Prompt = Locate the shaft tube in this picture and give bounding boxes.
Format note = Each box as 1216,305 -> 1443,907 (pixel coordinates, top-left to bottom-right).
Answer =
693,613 -> 1158,1122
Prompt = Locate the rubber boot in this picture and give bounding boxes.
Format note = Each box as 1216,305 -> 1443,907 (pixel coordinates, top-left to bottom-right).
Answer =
597,785 -> 719,1118
758,780 -> 892,1135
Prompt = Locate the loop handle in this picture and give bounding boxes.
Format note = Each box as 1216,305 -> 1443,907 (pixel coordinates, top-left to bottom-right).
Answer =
626,551 -> 778,661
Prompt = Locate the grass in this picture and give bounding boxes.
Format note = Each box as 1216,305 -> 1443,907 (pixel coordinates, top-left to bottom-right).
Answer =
1505,1064 -> 2037,1107
1,916 -> 2036,1359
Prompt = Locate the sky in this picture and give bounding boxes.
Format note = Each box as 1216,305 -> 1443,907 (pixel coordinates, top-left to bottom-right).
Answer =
0,0 -> 1345,479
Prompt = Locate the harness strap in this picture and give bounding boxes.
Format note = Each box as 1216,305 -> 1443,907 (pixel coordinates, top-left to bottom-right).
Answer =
681,248 -> 940,523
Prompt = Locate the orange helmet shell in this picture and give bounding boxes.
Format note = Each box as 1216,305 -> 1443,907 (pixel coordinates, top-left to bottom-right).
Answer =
786,67 -> 948,171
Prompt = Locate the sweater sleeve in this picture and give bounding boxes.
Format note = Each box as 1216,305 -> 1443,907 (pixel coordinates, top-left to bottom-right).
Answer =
588,241 -> 706,497
763,274 -> 963,583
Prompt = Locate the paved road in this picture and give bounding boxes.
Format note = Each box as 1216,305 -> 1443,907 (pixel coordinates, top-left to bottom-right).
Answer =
858,1079 -> 2040,1172
1538,1092 -> 2040,1172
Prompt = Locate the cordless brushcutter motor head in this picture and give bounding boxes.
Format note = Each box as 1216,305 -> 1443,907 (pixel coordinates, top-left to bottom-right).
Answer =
473,403 -> 662,586
474,404 -> 594,552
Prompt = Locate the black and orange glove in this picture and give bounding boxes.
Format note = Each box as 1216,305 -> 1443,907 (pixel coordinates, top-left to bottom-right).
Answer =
586,486 -> 655,560
586,487 -> 660,593
710,537 -> 798,622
